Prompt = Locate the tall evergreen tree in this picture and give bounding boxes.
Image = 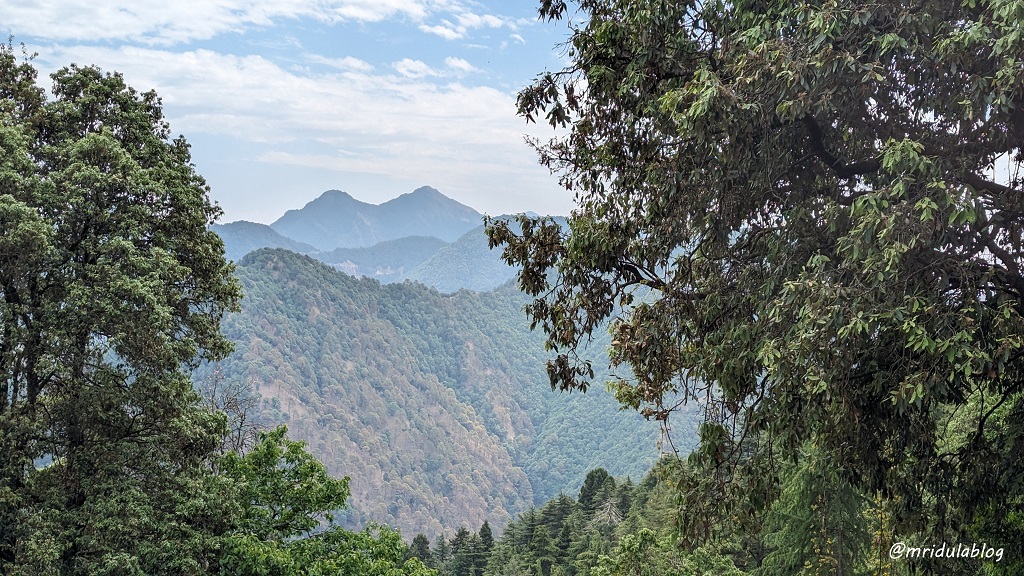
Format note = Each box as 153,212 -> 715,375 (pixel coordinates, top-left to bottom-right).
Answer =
448,527 -> 475,576
476,520 -> 494,574
479,521 -> 495,553
433,534 -> 453,574
530,525 -> 557,576
0,44 -> 241,574
409,534 -> 434,567
578,469 -> 612,514
760,443 -> 869,576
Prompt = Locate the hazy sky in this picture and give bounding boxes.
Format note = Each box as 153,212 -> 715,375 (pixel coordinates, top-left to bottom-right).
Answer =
3,0 -> 578,223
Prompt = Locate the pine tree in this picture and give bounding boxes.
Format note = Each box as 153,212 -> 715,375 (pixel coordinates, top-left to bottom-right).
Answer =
409,533 -> 434,567
760,443 -> 869,576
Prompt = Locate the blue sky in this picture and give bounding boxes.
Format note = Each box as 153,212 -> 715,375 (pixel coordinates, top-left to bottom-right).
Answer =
3,0 -> 578,223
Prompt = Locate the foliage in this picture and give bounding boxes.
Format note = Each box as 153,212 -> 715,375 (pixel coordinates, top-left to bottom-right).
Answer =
219,425 -> 350,542
488,0 -> 1024,561
759,443 -> 869,576
217,425 -> 435,576
424,464 -> 745,576
0,46 -> 439,576
0,43 -> 241,574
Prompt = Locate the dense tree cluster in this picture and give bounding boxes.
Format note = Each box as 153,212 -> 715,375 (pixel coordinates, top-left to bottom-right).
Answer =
488,0 -> 1024,574
423,462 -> 1012,575
0,45 -> 431,575
418,466 -> 747,576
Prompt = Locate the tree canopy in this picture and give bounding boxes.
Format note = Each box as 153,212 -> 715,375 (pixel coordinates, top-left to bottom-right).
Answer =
0,45 -> 435,576
488,0 -> 1024,563
0,42 -> 242,574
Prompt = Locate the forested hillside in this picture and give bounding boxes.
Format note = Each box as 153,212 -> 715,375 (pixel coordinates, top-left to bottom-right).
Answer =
314,235 -> 449,282
403,225 -> 517,292
203,248 -> 673,538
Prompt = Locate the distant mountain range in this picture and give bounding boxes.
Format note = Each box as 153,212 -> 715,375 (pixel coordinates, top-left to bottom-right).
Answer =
212,186 -> 544,293
211,221 -> 318,262
270,186 -> 483,250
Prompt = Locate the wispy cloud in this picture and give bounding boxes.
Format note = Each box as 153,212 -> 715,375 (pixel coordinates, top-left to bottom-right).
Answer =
29,43 -> 565,216
418,9 -> 510,40
393,58 -> 439,78
419,23 -> 463,40
306,54 -> 375,72
2,0 -> 432,44
444,57 -> 478,75
393,56 -> 479,78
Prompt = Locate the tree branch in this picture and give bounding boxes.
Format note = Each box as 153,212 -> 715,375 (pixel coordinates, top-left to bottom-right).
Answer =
962,172 -> 1019,197
802,115 -> 881,179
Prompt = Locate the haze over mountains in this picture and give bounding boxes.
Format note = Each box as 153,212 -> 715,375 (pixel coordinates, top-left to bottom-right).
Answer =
212,186 -> 526,292
273,186 -> 483,249
205,186 -> 678,539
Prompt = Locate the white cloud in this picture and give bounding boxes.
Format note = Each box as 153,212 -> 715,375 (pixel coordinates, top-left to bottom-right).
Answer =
31,44 -> 548,151
419,22 -> 464,40
393,58 -> 439,78
455,13 -> 504,29
418,10 -> 511,41
444,57 -> 478,75
1,0 -> 432,44
393,56 -> 478,79
510,33 -> 526,45
307,54 -> 374,72
2,1 -> 527,46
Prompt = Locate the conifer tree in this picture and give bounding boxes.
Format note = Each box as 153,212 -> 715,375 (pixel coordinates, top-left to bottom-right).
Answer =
409,533 -> 434,567
760,443 -> 869,576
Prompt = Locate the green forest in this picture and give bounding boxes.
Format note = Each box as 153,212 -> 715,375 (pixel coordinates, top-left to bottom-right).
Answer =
413,460 -> 898,576
205,247 -> 667,537
3,0 -> 1024,574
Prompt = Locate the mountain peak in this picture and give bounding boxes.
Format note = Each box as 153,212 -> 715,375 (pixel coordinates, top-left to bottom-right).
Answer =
411,185 -> 442,196
387,185 -> 455,206
310,189 -> 358,204
270,186 -> 482,250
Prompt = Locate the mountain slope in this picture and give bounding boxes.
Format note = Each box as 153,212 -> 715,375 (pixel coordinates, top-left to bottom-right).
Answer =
269,187 -> 482,250
405,216 -> 568,293
404,225 -> 516,293
314,235 -> 449,282
204,249 -> 665,539
211,221 -> 318,262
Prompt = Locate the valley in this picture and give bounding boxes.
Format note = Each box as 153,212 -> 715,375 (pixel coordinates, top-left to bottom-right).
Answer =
205,188 -> 689,539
